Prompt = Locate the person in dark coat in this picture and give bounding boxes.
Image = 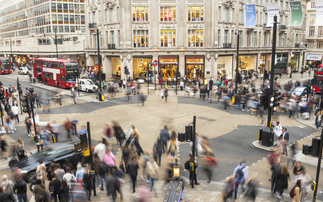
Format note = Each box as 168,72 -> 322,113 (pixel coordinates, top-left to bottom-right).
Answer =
276,165 -> 289,201
82,166 -> 93,201
159,125 -> 170,153
106,170 -> 118,202
127,156 -> 139,193
58,180 -> 69,202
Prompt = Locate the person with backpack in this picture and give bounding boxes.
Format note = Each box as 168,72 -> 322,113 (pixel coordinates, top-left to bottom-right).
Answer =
184,154 -> 200,185
1,175 -> 15,201
222,175 -> 235,202
98,160 -> 109,191
233,160 -> 248,200
276,165 -> 289,201
49,173 -> 60,202
291,179 -> 302,202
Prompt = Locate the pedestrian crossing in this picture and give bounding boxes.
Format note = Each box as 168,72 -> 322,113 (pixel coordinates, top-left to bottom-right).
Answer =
0,74 -> 30,82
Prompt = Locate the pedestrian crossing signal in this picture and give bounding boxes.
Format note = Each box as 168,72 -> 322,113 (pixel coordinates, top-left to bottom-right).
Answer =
312,181 -> 316,191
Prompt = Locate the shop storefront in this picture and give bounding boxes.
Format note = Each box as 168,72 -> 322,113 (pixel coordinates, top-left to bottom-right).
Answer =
238,55 -> 257,75
260,54 -> 271,74
159,56 -> 178,81
185,56 -> 204,80
107,56 -> 121,80
217,55 -> 233,79
133,56 -> 152,79
290,53 -> 300,72
77,54 -> 86,70
275,53 -> 288,74
306,54 -> 322,68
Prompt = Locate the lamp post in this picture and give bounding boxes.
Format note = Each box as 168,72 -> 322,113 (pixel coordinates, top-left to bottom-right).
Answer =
55,29 -> 58,58
96,29 -> 103,101
9,37 -> 13,65
235,31 -> 240,95
173,158 -> 180,179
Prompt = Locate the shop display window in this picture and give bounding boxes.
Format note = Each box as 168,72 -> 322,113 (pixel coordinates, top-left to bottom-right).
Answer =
188,6 -> 204,21
160,30 -> 176,47
133,58 -> 152,79
217,56 -> 233,79
133,30 -> 149,48
290,53 -> 300,72
188,29 -> 203,47
160,6 -> 176,21
159,57 -> 178,81
238,55 -> 257,75
132,7 -> 148,21
185,56 -> 204,80
110,57 -> 121,79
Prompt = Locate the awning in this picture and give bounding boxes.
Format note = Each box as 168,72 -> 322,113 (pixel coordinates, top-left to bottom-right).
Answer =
306,54 -> 322,61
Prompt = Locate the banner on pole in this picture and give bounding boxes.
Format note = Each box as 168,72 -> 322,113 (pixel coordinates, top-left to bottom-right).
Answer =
315,0 -> 323,26
289,1 -> 303,26
245,4 -> 256,28
266,3 -> 279,27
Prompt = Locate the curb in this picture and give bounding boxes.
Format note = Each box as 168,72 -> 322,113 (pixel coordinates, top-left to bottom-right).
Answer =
251,140 -> 275,152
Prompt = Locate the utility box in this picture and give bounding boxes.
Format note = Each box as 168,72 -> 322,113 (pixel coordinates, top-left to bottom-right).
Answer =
261,127 -> 273,147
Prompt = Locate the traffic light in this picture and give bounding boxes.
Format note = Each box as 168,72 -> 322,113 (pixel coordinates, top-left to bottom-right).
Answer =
21,96 -> 30,113
124,66 -> 128,75
148,70 -> 152,76
177,71 -> 181,77
185,125 -> 193,141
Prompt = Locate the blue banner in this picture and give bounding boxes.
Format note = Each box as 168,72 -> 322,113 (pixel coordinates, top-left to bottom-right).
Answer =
245,4 -> 256,28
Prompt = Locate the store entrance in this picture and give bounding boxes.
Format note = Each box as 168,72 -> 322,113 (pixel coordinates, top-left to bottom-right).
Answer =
185,56 -> 204,80
159,56 -> 178,82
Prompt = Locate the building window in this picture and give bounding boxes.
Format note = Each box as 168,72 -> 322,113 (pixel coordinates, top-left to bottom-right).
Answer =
64,15 -> 68,24
258,32 -> 261,47
231,30 -> 234,43
69,4 -> 74,13
118,30 -> 120,47
59,26 -> 63,33
224,30 -> 228,43
51,3 -> 56,12
57,3 -> 62,13
311,2 -> 316,8
63,4 -> 68,13
218,29 -> 221,46
132,6 -> 148,21
188,29 -> 203,47
70,15 -> 74,24
218,7 -> 221,21
285,1 -> 288,9
317,41 -> 323,49
239,10 -> 243,23
265,13 -> 267,25
246,31 -> 250,47
280,1 -> 283,9
253,31 -> 256,47
238,31 -> 242,47
106,31 -> 109,46
81,15 -> 85,24
80,4 -> 84,13
70,26 -> 75,32
111,31 -> 114,45
58,14 -> 63,24
65,26 -> 69,32
98,10 -> 101,24
160,29 -> 176,47
133,30 -> 149,47
117,7 -> 119,22
295,34 -> 298,43
309,26 -> 315,36
310,14 -> 316,24
231,8 -> 234,22
224,8 -> 229,21
188,6 -> 204,21
278,34 -> 282,46
92,12 -> 96,23
52,14 -> 57,24
283,33 -> 286,46
160,6 -> 176,21
285,16 -> 287,26
110,9 -> 114,22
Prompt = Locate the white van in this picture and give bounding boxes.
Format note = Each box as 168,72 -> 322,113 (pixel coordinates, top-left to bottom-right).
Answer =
77,79 -> 98,92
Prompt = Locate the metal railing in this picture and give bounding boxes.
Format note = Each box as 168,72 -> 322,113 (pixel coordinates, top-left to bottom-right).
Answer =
107,44 -> 115,49
295,43 -> 300,47
223,43 -> 232,48
89,23 -> 97,28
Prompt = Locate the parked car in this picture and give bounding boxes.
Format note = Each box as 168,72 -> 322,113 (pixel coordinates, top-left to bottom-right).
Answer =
10,142 -> 83,182
18,67 -> 30,75
77,78 -> 98,92
290,86 -> 307,98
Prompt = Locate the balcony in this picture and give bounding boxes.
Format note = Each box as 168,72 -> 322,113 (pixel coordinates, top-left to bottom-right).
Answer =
108,44 -> 115,49
279,25 -> 287,29
89,23 -> 97,29
223,43 -> 232,48
295,43 -> 300,47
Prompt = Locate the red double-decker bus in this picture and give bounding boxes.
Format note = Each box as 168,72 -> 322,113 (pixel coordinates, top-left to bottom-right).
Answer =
0,57 -> 12,74
33,58 -> 78,88
313,64 -> 323,93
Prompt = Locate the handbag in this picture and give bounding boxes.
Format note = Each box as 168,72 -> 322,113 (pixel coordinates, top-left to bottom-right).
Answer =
39,139 -> 44,145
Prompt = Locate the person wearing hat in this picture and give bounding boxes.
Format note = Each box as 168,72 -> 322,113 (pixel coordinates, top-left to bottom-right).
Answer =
273,121 -> 283,146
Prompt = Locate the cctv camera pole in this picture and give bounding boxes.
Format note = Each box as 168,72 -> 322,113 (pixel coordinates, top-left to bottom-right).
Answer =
87,121 -> 96,196
191,115 -> 196,188
313,128 -> 323,202
267,16 -> 277,128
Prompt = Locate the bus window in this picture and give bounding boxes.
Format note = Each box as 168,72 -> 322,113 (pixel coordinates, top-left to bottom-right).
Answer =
66,75 -> 76,82
1,58 -> 10,70
59,63 -> 64,69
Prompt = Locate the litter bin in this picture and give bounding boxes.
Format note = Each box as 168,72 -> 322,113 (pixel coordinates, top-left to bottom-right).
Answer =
99,92 -> 104,101
261,127 -> 273,147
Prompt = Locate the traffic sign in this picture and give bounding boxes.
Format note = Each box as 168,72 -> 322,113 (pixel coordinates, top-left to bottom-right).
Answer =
152,60 -> 158,66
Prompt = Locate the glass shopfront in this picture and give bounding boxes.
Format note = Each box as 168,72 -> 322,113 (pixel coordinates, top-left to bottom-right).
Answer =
159,56 -> 178,81
290,53 -> 300,72
185,56 -> 204,80
260,54 -> 271,74
133,57 -> 152,79
108,57 -> 121,80
275,53 -> 288,73
217,56 -> 233,79
238,55 -> 257,75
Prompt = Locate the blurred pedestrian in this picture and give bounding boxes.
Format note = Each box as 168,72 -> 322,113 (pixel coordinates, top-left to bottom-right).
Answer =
103,147 -> 116,168
36,160 -> 46,186
15,138 -> 25,161
127,156 -> 139,193
293,161 -> 305,182
0,137 -> 9,160
146,155 -> 159,196
316,111 -> 322,131
13,176 -> 27,202
280,128 -> 289,156
222,176 -> 235,202
276,165 -> 289,201
202,150 -> 217,183
106,170 -> 118,202
167,136 -> 177,158
292,179 -> 303,202
233,160 -> 248,199
54,164 -> 65,182
58,180 -> 69,202
160,125 -> 170,153
75,163 -> 85,183
244,174 -> 258,202
49,173 -> 60,202
1,175 -> 14,200
94,138 -> 108,161
153,138 -> 163,166
164,88 -> 168,103
40,127 -> 49,147
1,185 -> 14,202
62,166 -> 76,202
82,165 -> 93,201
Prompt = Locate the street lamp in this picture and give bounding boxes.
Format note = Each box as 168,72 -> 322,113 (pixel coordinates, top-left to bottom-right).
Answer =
173,158 -> 180,179
235,31 -> 240,95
